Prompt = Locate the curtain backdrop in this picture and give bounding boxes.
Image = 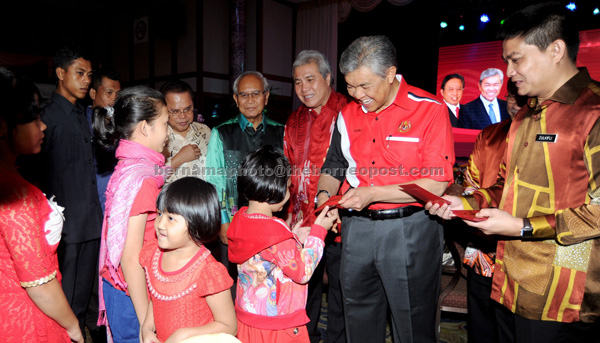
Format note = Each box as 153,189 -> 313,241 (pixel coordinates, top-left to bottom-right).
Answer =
294,0 -> 341,109
294,0 -> 414,109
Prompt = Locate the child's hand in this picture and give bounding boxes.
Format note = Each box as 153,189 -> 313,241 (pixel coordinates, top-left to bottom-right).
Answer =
314,206 -> 339,232
142,332 -> 159,343
142,324 -> 159,343
291,220 -> 311,244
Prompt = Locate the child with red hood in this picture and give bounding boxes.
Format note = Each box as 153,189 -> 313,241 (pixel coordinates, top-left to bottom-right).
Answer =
227,145 -> 338,343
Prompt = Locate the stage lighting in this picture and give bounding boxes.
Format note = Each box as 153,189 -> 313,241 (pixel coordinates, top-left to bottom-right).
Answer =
594,7 -> 599,15
480,14 -> 489,23
440,21 -> 448,28
566,2 -> 576,11
459,25 -> 465,31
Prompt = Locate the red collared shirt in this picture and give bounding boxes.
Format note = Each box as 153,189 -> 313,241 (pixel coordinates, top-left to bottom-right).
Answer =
322,75 -> 455,210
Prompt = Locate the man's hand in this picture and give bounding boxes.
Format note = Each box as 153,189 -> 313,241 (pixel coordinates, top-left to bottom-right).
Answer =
463,208 -> 522,237
424,195 -> 463,220
219,222 -> 229,245
174,144 -> 201,166
338,187 -> 375,211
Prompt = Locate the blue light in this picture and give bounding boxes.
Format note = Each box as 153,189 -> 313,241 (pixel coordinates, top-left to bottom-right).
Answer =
566,2 -> 576,11
480,14 -> 489,23
440,21 -> 448,28
459,25 -> 465,31
594,7 -> 599,15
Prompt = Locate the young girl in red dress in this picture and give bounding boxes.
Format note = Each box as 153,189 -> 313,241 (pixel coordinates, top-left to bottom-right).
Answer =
95,86 -> 170,342
227,146 -> 338,343
140,177 -> 237,343
0,69 -> 83,343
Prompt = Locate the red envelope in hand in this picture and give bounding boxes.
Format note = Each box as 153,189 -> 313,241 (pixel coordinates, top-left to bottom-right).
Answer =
314,195 -> 343,214
451,210 -> 488,222
399,184 -> 451,206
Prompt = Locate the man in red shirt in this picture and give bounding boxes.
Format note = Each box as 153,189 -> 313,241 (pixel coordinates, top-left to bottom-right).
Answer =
284,50 -> 350,343
318,36 -> 455,342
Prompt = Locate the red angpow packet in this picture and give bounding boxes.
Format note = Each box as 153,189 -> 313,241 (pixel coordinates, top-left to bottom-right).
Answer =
451,210 -> 488,222
314,195 -> 343,214
399,184 -> 451,206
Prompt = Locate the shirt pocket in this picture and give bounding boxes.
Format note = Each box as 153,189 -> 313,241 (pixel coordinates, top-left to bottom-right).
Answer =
383,136 -> 422,164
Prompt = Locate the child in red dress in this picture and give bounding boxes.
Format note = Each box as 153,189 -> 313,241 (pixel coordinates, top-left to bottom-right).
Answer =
0,69 -> 83,343
141,177 -> 237,343
227,146 -> 338,343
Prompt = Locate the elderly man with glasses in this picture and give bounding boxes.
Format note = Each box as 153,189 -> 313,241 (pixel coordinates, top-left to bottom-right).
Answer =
160,79 -> 211,183
205,71 -> 285,289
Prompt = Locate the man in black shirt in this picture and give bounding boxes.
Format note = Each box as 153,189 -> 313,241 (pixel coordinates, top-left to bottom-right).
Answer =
38,46 -> 103,338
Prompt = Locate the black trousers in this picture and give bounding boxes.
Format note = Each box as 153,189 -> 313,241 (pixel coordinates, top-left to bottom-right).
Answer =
340,211 -> 443,343
306,240 -> 346,343
57,239 -> 101,334
495,302 -> 600,343
466,268 -> 499,343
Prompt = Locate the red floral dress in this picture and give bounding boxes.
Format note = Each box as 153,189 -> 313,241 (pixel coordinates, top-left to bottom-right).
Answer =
0,170 -> 70,343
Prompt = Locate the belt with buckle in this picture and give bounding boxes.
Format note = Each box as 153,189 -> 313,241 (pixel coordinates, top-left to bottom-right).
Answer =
342,205 -> 423,220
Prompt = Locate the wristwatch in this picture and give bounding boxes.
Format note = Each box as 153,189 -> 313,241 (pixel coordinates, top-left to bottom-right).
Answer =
314,189 -> 331,207
520,218 -> 533,239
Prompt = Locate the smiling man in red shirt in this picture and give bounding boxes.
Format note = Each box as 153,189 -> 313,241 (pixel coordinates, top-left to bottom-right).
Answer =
284,50 -> 350,343
317,36 -> 454,343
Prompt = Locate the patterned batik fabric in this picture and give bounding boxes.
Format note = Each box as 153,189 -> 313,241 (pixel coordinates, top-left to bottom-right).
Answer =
465,69 -> 600,323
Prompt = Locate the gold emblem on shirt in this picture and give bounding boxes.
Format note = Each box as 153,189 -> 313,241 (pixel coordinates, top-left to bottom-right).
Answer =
398,121 -> 412,133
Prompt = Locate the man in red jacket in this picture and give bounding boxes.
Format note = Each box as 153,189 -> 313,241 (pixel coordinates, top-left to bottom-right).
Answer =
283,50 -> 350,343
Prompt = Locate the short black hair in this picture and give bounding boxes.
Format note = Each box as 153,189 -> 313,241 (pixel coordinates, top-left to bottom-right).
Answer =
159,79 -> 194,98
53,46 -> 90,73
91,70 -> 121,91
499,2 -> 580,63
441,73 -> 464,89
238,145 -> 290,204
156,177 -> 221,245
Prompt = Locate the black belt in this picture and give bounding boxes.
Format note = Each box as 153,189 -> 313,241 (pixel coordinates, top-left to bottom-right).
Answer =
341,205 -> 423,221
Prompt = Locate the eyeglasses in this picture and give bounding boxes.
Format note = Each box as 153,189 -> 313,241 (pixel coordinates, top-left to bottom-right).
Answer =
168,106 -> 194,116
237,90 -> 266,100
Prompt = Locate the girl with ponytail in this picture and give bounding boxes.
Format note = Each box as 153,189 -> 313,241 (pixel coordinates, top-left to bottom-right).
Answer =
95,86 -> 169,342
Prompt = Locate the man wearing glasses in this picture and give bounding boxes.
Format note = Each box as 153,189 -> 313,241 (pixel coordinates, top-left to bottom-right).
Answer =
160,80 -> 211,182
206,71 -> 284,284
